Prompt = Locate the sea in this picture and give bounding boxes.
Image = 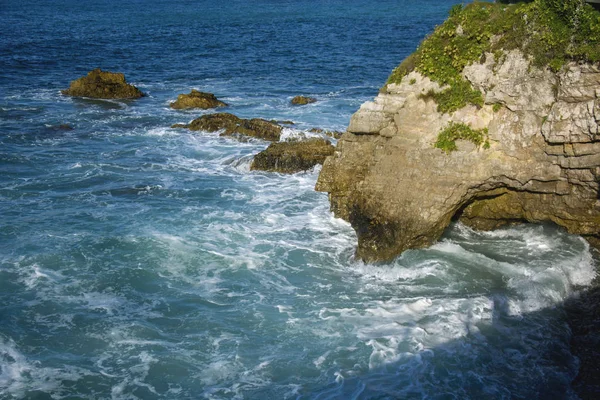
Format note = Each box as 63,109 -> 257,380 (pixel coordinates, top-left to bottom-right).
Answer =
0,0 -> 597,399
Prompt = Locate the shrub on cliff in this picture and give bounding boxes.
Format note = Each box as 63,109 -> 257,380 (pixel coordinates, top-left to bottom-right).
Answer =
434,122 -> 489,153
386,0 -> 600,113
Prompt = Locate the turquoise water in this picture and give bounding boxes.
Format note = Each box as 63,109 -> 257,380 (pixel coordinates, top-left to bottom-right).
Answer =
0,1 -> 597,398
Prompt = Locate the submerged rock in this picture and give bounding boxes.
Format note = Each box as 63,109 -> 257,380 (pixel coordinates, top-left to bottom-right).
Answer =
170,90 -> 227,109
317,13 -> 600,263
273,119 -> 295,125
170,123 -> 189,129
47,124 -> 74,131
291,96 -> 317,105
251,138 -> 334,173
61,68 -> 144,99
182,112 -> 282,141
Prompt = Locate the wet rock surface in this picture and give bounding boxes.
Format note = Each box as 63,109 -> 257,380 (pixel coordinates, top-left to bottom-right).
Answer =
174,112 -> 282,141
251,138 -> 334,173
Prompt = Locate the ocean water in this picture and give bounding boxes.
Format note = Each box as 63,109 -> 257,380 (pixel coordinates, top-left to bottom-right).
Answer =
0,0 -> 597,399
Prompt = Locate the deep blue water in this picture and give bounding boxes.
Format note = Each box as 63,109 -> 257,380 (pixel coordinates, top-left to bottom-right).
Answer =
0,1 -> 597,399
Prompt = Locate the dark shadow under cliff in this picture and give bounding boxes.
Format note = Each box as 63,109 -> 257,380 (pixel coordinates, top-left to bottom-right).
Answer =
303,267 -> 600,399
565,273 -> 600,399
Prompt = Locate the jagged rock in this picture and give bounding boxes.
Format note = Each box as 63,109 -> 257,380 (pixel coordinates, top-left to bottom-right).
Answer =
251,138 -> 334,173
291,96 -> 317,105
316,51 -> 600,262
61,69 -> 144,99
182,112 -> 282,141
170,90 -> 227,109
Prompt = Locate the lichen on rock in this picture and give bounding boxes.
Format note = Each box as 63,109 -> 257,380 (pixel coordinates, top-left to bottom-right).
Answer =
316,0 -> 600,263
251,138 -> 334,173
170,90 -> 227,109
62,68 -> 144,99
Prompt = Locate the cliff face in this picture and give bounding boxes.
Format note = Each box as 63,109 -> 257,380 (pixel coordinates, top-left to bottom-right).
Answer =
316,49 -> 600,262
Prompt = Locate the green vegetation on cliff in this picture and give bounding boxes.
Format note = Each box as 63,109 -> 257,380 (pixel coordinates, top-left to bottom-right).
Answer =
434,122 -> 490,153
387,0 -> 600,113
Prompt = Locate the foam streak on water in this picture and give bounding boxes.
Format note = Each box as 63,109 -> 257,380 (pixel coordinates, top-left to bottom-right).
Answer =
0,0 -> 596,399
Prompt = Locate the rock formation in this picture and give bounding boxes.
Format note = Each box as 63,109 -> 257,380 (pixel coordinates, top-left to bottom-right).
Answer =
172,112 -> 282,141
316,1 -> 600,262
170,90 -> 227,109
291,96 -> 317,105
62,69 -> 144,99
251,138 -> 334,173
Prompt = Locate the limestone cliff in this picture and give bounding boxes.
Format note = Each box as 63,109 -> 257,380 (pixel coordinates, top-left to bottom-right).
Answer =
316,1 -> 600,262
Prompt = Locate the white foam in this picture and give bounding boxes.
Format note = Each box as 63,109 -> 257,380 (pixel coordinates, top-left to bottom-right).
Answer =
81,292 -> 123,315
0,336 -> 89,397
350,259 -> 446,283
278,127 -> 325,141
110,351 -> 159,398
145,127 -> 180,137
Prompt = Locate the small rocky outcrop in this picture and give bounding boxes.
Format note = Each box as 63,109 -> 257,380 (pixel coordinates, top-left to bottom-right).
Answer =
251,138 -> 334,173
291,96 -> 317,105
172,112 -> 282,141
316,1 -> 600,262
170,90 -> 227,109
62,69 -> 144,99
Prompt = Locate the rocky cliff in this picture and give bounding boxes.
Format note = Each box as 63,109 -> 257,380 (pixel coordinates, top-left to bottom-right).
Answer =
316,0 -> 600,262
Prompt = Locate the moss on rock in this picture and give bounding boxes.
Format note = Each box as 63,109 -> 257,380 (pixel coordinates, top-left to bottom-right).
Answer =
386,0 -> 600,112
62,68 -> 144,99
170,90 -> 227,109
434,122 -> 489,153
291,96 -> 317,105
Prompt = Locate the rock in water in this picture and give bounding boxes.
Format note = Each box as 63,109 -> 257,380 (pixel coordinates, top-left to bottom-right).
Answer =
291,96 -> 317,105
61,69 -> 144,99
251,138 -> 335,173
181,112 -> 282,141
316,2 -> 600,263
170,90 -> 227,109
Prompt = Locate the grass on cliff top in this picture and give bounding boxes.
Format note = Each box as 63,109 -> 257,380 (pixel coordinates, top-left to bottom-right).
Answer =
386,0 -> 600,114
